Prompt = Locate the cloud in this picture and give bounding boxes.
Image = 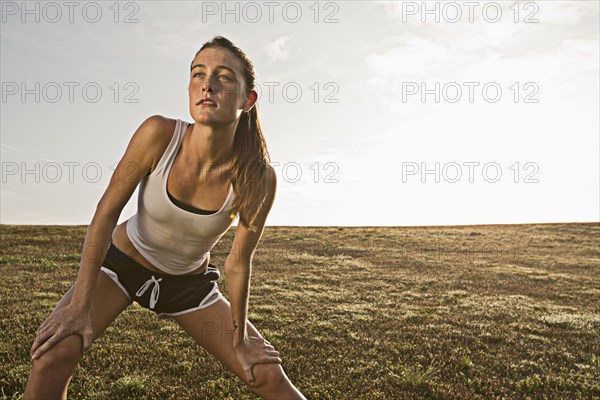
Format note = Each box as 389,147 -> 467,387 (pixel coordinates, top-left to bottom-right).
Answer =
363,0 -> 599,116
265,35 -> 292,63
1,143 -> 17,152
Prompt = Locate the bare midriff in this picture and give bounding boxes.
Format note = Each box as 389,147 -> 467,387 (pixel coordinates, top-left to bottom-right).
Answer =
110,219 -> 209,276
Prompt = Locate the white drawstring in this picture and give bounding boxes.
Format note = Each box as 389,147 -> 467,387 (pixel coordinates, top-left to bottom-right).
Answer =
135,275 -> 163,310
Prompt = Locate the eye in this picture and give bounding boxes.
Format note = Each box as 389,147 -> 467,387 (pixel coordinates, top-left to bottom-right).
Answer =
193,72 -> 204,78
219,74 -> 231,80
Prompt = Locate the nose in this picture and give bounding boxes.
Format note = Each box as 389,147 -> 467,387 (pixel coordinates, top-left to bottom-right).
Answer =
202,77 -> 215,93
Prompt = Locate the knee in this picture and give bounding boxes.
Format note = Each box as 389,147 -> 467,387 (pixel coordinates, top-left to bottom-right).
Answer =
252,363 -> 287,389
32,334 -> 83,372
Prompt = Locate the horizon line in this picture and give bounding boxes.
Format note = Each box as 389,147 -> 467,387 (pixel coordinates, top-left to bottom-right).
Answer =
1,221 -> 598,229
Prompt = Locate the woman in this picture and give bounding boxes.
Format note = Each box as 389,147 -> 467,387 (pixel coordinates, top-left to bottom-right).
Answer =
23,36 -> 307,400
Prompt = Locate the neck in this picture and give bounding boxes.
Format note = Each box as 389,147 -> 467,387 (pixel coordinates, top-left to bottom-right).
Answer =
186,121 -> 237,176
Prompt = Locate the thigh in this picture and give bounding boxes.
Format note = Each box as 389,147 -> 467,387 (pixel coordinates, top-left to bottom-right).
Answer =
173,297 -> 272,384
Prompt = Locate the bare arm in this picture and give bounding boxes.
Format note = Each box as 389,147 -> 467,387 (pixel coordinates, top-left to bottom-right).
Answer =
225,165 -> 277,346
225,265 -> 251,346
71,116 -> 173,309
70,115 -> 171,310
71,211 -> 120,310
31,115 -> 170,359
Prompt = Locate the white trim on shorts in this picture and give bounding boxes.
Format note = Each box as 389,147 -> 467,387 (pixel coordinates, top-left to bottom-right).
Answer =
100,266 -> 133,303
156,282 -> 224,319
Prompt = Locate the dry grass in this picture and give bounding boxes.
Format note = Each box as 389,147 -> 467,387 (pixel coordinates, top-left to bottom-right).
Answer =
1,222 -> 599,399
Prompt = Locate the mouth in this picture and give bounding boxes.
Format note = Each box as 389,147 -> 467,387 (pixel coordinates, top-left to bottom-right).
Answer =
197,98 -> 218,107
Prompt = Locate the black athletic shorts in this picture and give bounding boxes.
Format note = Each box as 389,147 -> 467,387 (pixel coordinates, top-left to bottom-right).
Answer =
100,241 -> 224,319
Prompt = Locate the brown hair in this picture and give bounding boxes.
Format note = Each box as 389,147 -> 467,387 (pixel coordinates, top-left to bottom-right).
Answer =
192,36 -> 272,233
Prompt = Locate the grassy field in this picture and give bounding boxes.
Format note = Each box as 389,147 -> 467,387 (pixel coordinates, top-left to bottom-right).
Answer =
1,222 -> 599,399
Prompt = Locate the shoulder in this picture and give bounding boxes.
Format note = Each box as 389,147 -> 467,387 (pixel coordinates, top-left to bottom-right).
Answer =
139,115 -> 177,139
136,115 -> 178,174
131,115 -> 176,146
265,163 -> 277,194
259,163 -> 277,211
237,163 -> 277,219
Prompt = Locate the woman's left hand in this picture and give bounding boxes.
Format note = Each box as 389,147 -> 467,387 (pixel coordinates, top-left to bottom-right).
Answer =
234,336 -> 282,386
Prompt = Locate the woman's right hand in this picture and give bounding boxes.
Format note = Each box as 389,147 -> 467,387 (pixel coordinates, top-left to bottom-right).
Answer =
30,302 -> 94,360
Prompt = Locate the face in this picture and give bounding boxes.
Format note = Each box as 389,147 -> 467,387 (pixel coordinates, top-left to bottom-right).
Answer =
188,47 -> 256,126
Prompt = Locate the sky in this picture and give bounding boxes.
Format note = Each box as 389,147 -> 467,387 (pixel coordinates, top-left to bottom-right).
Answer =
1,0 -> 599,227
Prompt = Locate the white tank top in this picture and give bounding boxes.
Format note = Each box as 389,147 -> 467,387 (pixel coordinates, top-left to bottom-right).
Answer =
126,119 -> 236,275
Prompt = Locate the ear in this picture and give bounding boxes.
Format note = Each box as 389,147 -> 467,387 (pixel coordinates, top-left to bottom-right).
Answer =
243,90 -> 258,112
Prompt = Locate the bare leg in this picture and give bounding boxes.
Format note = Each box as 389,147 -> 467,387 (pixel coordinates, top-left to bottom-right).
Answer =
23,271 -> 132,400
174,297 -> 307,400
